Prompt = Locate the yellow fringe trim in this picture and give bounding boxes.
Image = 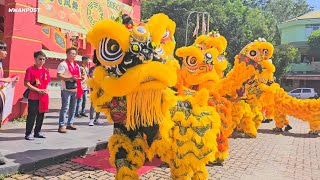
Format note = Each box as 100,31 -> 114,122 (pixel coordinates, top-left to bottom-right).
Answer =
116,166 -> 139,180
108,134 -> 147,170
170,165 -> 194,180
126,89 -> 163,130
215,150 -> 229,162
192,165 -> 209,180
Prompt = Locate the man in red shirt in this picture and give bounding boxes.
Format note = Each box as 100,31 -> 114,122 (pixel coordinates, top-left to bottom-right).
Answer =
24,51 -> 51,140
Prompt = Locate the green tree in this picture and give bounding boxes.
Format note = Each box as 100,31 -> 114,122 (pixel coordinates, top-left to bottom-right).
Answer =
142,0 -> 278,64
244,0 -> 313,23
264,0 -> 313,23
272,44 -> 299,81
308,29 -> 320,58
141,0 -> 312,77
210,0 -> 278,63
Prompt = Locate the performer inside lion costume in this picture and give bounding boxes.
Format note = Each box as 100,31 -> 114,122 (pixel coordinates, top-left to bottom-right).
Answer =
87,13 -> 221,180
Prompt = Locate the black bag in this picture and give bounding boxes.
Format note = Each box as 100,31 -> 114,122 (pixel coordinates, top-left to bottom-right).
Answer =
23,82 -> 36,99
65,80 -> 77,90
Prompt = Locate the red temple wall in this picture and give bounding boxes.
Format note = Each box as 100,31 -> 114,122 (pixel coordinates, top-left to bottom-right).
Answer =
2,0 -> 141,121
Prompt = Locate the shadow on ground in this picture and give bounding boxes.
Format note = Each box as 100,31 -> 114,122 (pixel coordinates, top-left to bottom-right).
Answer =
258,129 -> 319,138
1,144 -> 107,175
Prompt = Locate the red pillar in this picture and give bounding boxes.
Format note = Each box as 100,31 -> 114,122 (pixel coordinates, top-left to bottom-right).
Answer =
3,0 -> 42,121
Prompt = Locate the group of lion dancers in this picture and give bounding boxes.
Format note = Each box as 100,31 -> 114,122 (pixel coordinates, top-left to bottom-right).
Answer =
86,13 -> 320,179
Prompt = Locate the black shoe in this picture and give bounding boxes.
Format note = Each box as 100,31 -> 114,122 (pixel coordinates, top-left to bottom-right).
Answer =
80,113 -> 88,117
309,130 -> 320,135
284,125 -> 292,132
272,127 -> 283,132
207,161 -> 223,166
75,114 -> 82,118
262,119 -> 272,123
34,132 -> 46,138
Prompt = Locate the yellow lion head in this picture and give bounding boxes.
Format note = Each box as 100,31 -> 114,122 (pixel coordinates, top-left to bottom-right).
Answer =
87,18 -> 179,103
176,46 -> 220,90
236,38 -> 274,64
147,13 -> 176,59
194,32 -> 229,77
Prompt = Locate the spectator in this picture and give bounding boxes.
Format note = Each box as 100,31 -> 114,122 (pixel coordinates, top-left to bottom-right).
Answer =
24,51 -> 50,140
0,40 -> 18,165
88,65 -> 104,126
57,47 -> 83,133
0,41 -> 18,85
75,56 -> 89,118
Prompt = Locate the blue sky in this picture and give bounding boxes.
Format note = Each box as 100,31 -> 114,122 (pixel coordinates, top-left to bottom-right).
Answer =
307,0 -> 320,10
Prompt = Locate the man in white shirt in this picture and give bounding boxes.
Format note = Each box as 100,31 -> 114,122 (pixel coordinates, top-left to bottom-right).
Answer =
57,47 -> 81,133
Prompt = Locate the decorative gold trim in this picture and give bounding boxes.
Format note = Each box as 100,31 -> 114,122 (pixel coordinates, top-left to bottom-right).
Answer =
4,70 -> 26,73
4,36 -> 41,43
7,2 -> 35,8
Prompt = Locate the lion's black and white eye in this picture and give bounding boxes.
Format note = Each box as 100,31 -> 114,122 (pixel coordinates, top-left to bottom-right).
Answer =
262,49 -> 268,56
99,38 -> 123,62
249,50 -> 257,57
186,56 -> 198,67
205,53 -> 213,64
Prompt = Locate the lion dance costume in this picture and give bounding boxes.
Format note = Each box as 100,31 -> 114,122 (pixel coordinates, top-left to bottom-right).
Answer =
87,14 -> 177,179
146,14 -> 221,180
87,14 -> 221,180
174,32 -> 232,163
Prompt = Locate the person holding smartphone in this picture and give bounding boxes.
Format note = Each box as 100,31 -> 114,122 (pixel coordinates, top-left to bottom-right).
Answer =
57,47 -> 83,133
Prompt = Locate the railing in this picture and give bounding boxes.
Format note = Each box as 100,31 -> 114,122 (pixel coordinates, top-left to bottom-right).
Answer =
287,62 -> 320,72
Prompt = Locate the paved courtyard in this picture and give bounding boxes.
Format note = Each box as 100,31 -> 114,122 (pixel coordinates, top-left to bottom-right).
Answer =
3,116 -> 320,180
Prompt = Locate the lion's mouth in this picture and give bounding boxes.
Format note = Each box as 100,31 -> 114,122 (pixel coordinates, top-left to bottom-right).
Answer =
186,68 -> 197,73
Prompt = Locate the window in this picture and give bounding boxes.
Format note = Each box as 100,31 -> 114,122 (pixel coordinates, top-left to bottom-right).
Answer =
291,89 -> 301,93
306,24 -> 320,37
283,79 -> 293,87
302,89 -> 311,93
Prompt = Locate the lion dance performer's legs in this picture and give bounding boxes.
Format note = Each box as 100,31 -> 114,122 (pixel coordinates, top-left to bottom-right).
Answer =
151,90 -> 221,180
209,94 -> 232,163
251,104 -> 264,130
232,101 -> 257,137
108,124 -> 152,180
273,109 -> 287,132
238,104 -> 257,137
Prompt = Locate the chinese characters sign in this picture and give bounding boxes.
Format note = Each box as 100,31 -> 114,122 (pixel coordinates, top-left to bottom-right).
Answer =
37,0 -> 133,34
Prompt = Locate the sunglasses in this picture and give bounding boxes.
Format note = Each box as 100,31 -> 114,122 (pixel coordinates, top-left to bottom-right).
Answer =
0,47 -> 6,51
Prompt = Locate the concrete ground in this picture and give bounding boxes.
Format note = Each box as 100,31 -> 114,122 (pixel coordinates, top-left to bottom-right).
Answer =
2,115 -> 320,180
0,99 -> 113,176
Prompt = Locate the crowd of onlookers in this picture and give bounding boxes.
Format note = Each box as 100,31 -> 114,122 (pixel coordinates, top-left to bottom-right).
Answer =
0,41 -> 103,165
